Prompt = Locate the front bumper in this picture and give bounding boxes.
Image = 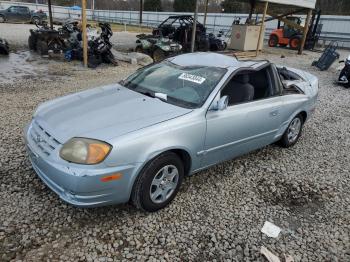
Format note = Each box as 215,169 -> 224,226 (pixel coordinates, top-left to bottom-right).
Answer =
25,125 -> 142,207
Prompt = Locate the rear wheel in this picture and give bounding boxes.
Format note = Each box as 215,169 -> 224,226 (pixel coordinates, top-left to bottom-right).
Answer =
152,48 -> 166,62
0,15 -> 5,23
36,40 -> 48,56
278,114 -> 304,147
289,36 -> 301,50
32,16 -> 41,25
268,35 -> 278,47
131,152 -> 184,212
103,51 -> 118,66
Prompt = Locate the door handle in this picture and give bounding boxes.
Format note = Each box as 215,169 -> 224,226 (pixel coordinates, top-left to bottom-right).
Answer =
270,110 -> 278,117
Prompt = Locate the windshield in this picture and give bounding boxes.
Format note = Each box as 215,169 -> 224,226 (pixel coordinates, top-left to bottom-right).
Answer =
123,61 -> 227,109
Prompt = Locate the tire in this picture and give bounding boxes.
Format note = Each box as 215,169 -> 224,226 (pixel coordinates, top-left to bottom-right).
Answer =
152,48 -> 166,62
289,36 -> 301,50
278,114 -> 304,148
102,51 -> 118,66
135,46 -> 143,53
268,35 -> 278,47
131,152 -> 184,212
28,35 -> 37,51
36,40 -> 48,56
0,15 -> 5,23
32,16 -> 41,25
88,54 -> 102,68
339,69 -> 350,88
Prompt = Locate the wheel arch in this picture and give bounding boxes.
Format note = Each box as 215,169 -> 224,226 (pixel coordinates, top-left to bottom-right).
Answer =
299,110 -> 307,123
144,147 -> 192,176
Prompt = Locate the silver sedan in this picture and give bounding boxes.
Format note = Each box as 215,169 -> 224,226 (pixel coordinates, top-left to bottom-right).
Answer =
25,52 -> 318,212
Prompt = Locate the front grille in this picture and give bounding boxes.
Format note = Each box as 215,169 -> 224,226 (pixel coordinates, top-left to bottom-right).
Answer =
29,121 -> 60,156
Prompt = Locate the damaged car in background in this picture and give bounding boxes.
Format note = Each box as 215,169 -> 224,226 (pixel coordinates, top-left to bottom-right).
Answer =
25,53 -> 318,212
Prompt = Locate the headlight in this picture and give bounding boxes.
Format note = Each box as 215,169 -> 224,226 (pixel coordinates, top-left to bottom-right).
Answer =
60,138 -> 112,165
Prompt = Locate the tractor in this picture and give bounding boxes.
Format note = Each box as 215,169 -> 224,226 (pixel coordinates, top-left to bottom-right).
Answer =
268,10 -> 322,50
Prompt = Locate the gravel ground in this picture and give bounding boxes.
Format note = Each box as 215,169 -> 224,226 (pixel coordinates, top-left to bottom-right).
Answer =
0,45 -> 350,261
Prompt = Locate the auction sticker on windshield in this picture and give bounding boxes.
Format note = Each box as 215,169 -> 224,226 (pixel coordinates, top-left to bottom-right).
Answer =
179,73 -> 206,84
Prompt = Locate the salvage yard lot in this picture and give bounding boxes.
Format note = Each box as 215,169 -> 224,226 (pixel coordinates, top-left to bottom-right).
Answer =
0,25 -> 350,261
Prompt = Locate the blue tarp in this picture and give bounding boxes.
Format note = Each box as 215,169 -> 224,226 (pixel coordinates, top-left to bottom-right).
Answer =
69,6 -> 82,11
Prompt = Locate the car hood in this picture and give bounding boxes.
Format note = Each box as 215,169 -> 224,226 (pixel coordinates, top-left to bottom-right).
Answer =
34,84 -> 192,143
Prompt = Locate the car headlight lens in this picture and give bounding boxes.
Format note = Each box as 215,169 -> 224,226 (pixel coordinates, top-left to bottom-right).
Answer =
60,138 -> 112,165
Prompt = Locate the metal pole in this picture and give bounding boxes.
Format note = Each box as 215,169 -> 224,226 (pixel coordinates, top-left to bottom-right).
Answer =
256,1 -> 268,56
92,0 -> 95,20
139,0 -> 143,25
203,0 -> 209,27
47,0 -> 53,29
191,0 -> 199,53
82,0 -> 88,67
298,9 -> 313,55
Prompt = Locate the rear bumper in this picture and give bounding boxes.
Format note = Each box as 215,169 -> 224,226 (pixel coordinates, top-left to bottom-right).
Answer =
25,125 -> 142,207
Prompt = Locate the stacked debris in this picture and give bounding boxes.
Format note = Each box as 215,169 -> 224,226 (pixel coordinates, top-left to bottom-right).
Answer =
28,21 -> 117,68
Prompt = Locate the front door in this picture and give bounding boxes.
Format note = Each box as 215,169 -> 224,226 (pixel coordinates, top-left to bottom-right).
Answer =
202,97 -> 282,167
201,66 -> 283,168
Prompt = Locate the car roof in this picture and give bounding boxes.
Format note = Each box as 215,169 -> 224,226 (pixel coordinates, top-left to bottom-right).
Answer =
168,52 -> 269,70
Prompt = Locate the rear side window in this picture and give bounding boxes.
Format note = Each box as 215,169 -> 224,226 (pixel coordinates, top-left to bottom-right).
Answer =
18,7 -> 30,13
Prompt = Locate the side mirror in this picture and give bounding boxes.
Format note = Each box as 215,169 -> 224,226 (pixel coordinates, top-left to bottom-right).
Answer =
210,96 -> 229,111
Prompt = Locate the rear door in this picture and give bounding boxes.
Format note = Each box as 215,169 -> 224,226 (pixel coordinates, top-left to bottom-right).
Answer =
18,6 -> 31,22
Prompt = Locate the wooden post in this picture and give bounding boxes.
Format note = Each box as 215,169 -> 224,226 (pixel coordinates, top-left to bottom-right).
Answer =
298,9 -> 312,55
82,0 -> 88,67
191,0 -> 199,53
256,1 -> 268,56
139,0 -> 143,25
203,0 -> 209,27
47,0 -> 53,29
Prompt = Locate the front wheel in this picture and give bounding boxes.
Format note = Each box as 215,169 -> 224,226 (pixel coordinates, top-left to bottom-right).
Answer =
0,15 -> 5,23
278,114 -> 304,148
28,35 -> 37,50
268,35 -> 278,47
131,152 -> 184,212
152,48 -> 166,62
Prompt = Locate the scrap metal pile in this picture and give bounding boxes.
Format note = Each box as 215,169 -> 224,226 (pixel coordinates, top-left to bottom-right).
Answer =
136,15 -> 227,62
28,21 -> 118,68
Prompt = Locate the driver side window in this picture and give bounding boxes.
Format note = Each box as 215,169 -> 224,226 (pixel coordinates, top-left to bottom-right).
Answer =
221,66 -> 276,106
8,7 -> 17,13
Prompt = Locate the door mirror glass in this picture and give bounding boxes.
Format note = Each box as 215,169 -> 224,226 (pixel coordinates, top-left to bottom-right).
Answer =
210,95 -> 229,111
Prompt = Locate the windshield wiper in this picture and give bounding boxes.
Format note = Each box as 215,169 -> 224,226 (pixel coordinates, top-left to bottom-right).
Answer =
138,90 -> 155,98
